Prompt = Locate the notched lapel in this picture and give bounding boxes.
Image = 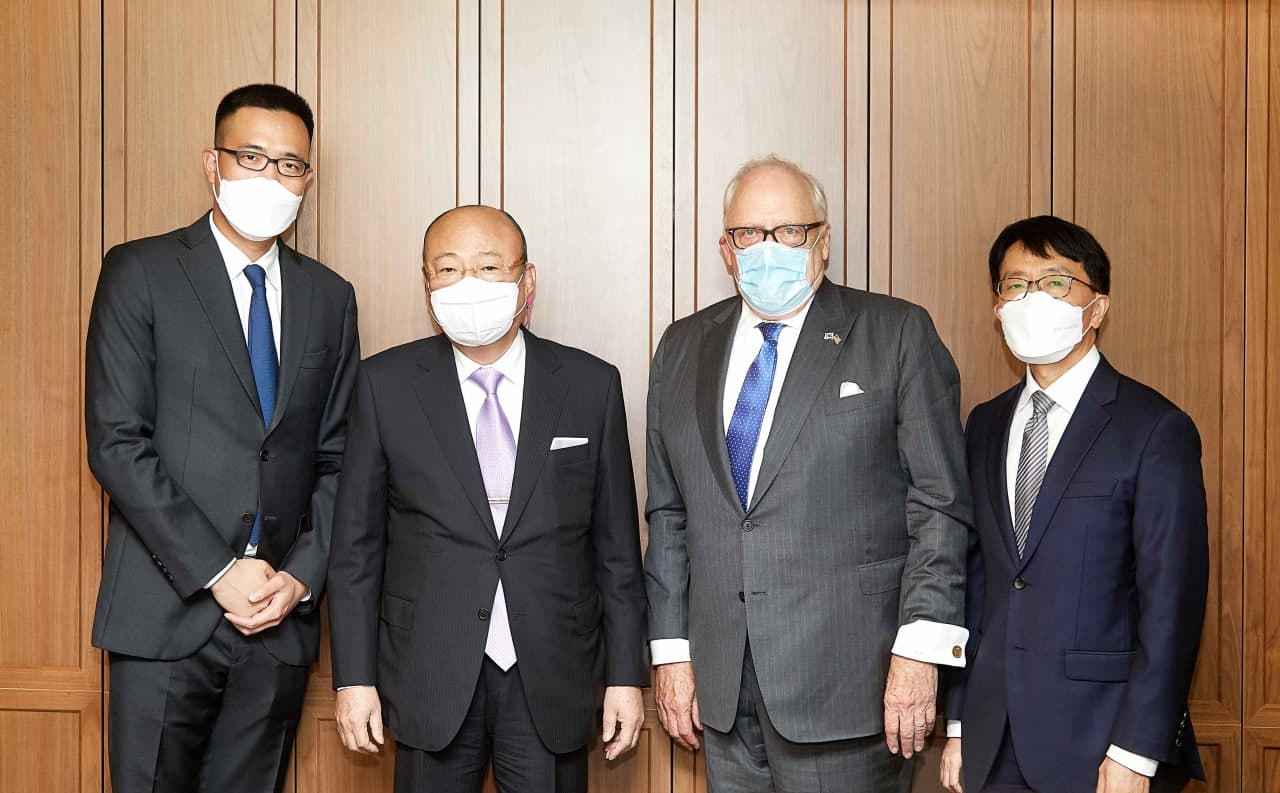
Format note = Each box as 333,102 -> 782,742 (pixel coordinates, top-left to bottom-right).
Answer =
267,246 -> 314,435
987,388 -> 1021,565
500,333 -> 568,543
695,301 -> 743,513
411,339 -> 499,540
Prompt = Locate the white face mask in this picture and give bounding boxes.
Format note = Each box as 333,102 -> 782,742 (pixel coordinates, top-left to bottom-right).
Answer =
214,162 -> 304,242
998,290 -> 1100,365
430,274 -> 527,347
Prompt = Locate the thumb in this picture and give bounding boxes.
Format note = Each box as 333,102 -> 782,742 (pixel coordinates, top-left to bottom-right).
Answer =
370,707 -> 385,746
249,574 -> 286,603
602,705 -> 617,742
692,697 -> 703,731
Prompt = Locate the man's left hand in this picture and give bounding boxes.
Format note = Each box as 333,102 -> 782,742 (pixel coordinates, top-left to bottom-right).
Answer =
1096,757 -> 1151,793
883,655 -> 937,758
223,571 -> 309,636
601,686 -> 645,761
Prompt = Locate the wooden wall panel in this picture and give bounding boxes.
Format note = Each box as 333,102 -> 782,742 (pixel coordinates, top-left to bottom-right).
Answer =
1058,0 -> 1245,728
0,690 -> 102,793
688,0 -> 863,311
0,0 -> 101,693
1186,723 -> 1242,793
1244,729 -> 1280,792
871,0 -> 1051,418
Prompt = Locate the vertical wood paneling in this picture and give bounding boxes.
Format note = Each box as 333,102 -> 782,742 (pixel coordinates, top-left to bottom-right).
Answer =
871,0 -> 1051,418
1063,0 -> 1245,728
0,691 -> 102,793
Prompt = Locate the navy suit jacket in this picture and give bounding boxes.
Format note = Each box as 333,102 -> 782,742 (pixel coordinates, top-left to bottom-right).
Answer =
946,356 -> 1208,793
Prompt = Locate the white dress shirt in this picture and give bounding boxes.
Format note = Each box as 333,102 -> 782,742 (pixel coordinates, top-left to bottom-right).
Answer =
650,293 -> 970,669
204,216 -> 289,589
454,330 -> 526,669
946,346 -> 1158,778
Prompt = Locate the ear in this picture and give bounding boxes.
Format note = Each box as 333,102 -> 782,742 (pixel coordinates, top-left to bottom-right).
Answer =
303,167 -> 317,192
719,235 -> 737,279
202,148 -> 219,192
1087,295 -> 1110,329
820,225 -> 831,263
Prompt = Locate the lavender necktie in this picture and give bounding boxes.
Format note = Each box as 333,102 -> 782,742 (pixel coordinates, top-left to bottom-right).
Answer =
470,367 -> 518,669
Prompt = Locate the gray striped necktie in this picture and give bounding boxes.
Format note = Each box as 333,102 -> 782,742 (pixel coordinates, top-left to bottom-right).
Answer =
1013,391 -> 1055,557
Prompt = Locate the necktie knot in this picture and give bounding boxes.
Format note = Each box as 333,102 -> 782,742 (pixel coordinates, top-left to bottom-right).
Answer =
1030,390 -> 1055,418
243,263 -> 268,290
470,366 -> 504,396
757,322 -> 783,345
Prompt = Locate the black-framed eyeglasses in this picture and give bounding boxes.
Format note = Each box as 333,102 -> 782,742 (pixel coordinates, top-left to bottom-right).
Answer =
996,273 -> 1098,302
215,147 -> 311,178
725,222 -> 825,250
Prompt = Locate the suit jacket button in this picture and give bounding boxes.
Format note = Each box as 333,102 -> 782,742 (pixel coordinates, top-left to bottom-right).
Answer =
1013,577 -> 1027,590
738,591 -> 745,602
478,608 -> 491,621
496,550 -> 508,562
742,520 -> 754,532
242,513 -> 254,525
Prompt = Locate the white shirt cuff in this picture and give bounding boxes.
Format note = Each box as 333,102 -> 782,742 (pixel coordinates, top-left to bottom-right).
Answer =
1106,744 -> 1158,777
946,720 -> 963,738
650,638 -> 692,665
300,589 -> 312,602
204,558 -> 237,589
890,620 -> 970,667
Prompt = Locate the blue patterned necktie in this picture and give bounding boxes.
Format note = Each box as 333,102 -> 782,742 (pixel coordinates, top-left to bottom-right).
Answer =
244,263 -> 278,547
726,322 -> 783,510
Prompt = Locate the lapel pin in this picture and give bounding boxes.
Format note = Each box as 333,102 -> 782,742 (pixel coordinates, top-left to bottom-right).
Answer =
823,332 -> 843,345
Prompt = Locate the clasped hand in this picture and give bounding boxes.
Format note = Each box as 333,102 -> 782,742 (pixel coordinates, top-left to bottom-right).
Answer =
210,557 -> 308,636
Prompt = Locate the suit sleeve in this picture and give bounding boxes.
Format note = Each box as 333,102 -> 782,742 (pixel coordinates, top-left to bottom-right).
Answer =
592,367 -> 650,686
893,306 -> 973,631
945,420 -> 988,717
283,283 -> 360,609
326,365 -> 388,688
86,244 -> 237,599
642,332 -> 691,645
1109,408 -> 1208,763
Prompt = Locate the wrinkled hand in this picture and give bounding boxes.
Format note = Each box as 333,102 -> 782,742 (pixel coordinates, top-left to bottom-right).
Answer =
940,737 -> 964,793
223,570 -> 308,636
654,662 -> 702,751
336,686 -> 385,754
210,558 -> 274,619
883,655 -> 937,758
1096,757 -> 1150,793
601,686 -> 644,761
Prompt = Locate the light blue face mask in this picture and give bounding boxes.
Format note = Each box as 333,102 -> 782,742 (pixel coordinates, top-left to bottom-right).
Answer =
734,241 -> 815,317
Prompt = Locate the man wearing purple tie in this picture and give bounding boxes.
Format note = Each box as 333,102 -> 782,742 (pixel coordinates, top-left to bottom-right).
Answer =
327,205 -> 649,793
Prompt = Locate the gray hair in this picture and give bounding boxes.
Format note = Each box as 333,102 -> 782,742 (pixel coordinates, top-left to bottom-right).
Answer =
722,155 -> 828,222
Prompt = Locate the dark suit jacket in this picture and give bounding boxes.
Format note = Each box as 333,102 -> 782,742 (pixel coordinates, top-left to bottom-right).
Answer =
947,356 -> 1208,793
326,332 -> 649,754
644,278 -> 973,741
87,213 -> 359,666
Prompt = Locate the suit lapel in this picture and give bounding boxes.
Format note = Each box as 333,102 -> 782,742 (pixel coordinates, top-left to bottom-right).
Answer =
500,332 -> 568,544
1017,358 -> 1119,571
749,279 -> 854,511
695,299 -> 744,514
411,337 -> 499,540
986,387 -> 1021,565
267,245 -> 313,435
176,214 -> 262,417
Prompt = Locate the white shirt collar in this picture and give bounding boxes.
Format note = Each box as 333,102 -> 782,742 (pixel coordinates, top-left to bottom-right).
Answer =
1016,345 -> 1102,418
209,214 -> 281,288
453,329 -> 527,389
736,288 -> 817,335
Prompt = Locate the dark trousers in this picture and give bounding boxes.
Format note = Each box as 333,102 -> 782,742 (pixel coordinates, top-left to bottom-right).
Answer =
108,619 -> 309,793
703,644 -> 909,793
394,660 -> 588,793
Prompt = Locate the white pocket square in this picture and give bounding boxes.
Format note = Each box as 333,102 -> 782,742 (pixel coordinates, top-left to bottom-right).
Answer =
839,382 -> 865,398
550,436 -> 589,451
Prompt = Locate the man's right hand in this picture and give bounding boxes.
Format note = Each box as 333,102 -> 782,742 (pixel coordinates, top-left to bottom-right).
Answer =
211,558 -> 274,620
940,737 -> 963,793
654,662 -> 702,751
336,686 -> 385,754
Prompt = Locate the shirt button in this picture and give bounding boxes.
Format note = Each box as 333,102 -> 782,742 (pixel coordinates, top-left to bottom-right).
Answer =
1013,577 -> 1028,590
259,449 -> 270,462
478,608 -> 491,621
742,520 -> 754,532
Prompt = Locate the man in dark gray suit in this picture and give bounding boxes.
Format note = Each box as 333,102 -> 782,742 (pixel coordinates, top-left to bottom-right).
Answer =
86,84 -> 359,793
644,156 -> 973,792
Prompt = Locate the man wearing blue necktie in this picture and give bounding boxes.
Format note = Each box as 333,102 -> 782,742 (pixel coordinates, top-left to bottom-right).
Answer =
644,156 -> 973,792
85,84 -> 360,793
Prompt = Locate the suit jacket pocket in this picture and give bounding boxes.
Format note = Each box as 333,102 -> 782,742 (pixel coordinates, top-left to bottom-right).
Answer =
379,593 -> 414,630
300,347 -> 331,369
826,388 -> 892,417
1063,649 -> 1134,682
858,554 -> 907,595
1062,479 -> 1118,499
571,590 -> 603,635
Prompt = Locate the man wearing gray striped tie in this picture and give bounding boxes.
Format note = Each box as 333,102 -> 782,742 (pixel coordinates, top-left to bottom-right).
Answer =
942,216 -> 1209,793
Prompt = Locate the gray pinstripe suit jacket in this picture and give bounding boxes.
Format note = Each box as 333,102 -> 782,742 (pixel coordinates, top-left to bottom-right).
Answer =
643,277 -> 973,742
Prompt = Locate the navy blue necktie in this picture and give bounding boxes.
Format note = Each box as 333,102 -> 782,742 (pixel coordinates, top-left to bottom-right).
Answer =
244,264 -> 278,547
726,322 -> 783,510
